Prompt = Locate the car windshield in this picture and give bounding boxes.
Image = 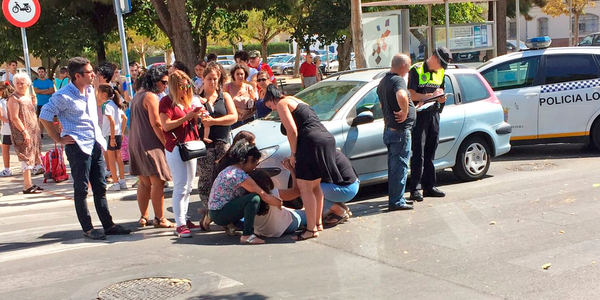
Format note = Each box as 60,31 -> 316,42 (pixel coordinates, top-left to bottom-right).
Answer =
264,81 -> 366,121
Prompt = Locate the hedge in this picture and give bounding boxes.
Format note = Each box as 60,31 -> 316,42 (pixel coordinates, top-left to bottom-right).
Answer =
207,42 -> 290,56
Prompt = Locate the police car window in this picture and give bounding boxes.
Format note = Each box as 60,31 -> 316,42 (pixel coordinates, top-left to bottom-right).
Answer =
455,74 -> 490,103
354,87 -> 383,120
543,55 -> 599,85
443,76 -> 455,105
481,56 -> 539,91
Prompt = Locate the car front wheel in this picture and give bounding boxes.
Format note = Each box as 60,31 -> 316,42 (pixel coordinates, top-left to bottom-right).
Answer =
453,136 -> 491,181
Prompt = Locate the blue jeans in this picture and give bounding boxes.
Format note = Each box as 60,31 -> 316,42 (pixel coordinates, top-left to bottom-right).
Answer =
383,127 -> 412,206
284,209 -> 307,234
64,142 -> 114,232
321,179 -> 360,213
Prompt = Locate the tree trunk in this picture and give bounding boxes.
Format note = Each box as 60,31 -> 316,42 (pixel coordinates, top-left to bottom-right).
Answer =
496,0 -> 507,56
199,36 -> 208,61
574,13 -> 580,45
293,43 -> 301,78
96,38 -> 107,63
338,35 -> 352,71
261,40 -> 268,62
351,0 -> 367,69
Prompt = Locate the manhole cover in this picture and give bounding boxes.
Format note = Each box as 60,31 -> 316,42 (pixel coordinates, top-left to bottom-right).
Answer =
507,162 -> 557,171
98,277 -> 192,300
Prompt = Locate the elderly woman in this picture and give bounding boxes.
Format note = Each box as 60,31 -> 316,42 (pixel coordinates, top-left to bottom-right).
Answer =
208,140 -> 282,244
129,65 -> 174,228
197,62 -> 238,230
263,85 -> 345,241
7,73 -> 43,194
159,70 -> 203,238
225,63 -> 257,126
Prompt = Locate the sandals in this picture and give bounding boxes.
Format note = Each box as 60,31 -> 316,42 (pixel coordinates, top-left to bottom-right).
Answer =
224,224 -> 239,236
154,217 -> 175,228
292,229 -> 318,241
138,216 -> 149,227
323,213 -> 349,227
199,209 -> 211,232
23,185 -> 42,194
32,185 -> 44,191
240,234 -> 265,245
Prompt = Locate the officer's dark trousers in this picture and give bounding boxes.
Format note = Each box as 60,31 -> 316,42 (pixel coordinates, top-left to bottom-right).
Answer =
408,110 -> 439,191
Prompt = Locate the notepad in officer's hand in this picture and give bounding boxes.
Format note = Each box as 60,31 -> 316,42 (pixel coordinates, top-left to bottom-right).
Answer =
416,93 -> 453,112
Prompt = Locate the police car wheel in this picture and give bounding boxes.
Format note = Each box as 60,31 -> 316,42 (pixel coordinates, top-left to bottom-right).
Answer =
453,136 -> 490,181
590,119 -> 600,151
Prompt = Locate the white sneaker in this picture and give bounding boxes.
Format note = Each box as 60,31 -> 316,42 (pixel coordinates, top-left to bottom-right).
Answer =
105,170 -> 112,179
118,179 -> 128,190
33,165 -> 45,175
107,183 -> 121,191
0,169 -> 12,177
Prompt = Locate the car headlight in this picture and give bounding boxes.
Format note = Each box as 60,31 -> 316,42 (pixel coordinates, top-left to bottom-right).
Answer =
259,145 -> 279,164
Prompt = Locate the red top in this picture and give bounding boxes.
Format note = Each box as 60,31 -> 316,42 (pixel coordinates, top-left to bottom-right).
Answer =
257,62 -> 275,81
299,62 -> 317,77
159,96 -> 199,152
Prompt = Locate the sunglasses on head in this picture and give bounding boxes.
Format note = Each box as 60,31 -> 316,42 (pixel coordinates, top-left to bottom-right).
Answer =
179,83 -> 192,90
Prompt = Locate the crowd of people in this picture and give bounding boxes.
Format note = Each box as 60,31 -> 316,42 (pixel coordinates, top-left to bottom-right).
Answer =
0,47 -> 450,243
0,49 -> 352,244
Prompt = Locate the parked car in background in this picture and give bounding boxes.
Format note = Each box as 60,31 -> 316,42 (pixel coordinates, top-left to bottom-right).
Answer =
271,55 -> 295,75
217,59 -> 236,72
477,38 -> 600,149
234,67 -> 511,190
578,32 -> 600,46
217,55 -> 234,61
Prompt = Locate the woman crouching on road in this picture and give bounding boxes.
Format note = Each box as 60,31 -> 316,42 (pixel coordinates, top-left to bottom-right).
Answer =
208,140 -> 283,244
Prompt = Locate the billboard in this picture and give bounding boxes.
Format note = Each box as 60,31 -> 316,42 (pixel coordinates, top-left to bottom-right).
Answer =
362,10 -> 409,68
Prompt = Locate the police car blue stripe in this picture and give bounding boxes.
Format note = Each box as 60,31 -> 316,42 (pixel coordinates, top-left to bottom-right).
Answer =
541,78 -> 600,94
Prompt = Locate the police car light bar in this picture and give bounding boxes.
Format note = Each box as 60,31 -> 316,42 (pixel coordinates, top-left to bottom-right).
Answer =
526,36 -> 552,50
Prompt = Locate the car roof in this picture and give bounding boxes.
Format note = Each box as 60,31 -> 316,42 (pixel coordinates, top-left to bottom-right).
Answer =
322,66 -> 478,83
480,46 -> 600,68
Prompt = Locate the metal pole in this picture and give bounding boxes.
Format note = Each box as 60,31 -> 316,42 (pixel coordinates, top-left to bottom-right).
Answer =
445,0 -> 450,49
427,4 -> 433,58
493,0 -> 497,57
20,28 -> 32,79
113,0 -> 132,99
515,0 -> 520,42
568,0 -> 573,46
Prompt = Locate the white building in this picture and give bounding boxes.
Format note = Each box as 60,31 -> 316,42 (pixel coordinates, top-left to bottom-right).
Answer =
508,2 -> 600,47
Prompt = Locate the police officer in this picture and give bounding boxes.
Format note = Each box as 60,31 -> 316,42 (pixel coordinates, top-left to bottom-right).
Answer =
407,47 -> 451,202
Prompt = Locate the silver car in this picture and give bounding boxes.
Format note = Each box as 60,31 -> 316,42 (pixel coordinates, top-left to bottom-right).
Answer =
235,68 -> 512,189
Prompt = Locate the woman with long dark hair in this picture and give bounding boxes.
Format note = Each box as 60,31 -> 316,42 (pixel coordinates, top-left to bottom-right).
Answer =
129,64 -> 174,228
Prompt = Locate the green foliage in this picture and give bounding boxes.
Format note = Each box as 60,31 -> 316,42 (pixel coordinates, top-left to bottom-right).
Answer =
107,50 -> 141,66
207,42 -> 290,55
507,0 -> 547,19
407,3 -> 485,26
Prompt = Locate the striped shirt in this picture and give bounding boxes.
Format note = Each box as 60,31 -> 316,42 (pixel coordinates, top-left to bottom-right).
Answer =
40,82 -> 106,154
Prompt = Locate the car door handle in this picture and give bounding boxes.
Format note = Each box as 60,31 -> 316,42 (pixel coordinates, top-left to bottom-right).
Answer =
524,93 -> 538,97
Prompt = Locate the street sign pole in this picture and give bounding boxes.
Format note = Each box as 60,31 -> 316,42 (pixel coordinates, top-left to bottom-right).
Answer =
113,0 -> 132,99
20,27 -> 32,79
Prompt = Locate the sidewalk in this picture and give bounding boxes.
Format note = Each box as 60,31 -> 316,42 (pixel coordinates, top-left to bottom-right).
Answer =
0,136 -> 141,205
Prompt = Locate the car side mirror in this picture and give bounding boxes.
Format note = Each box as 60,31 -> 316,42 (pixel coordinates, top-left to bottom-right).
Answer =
351,110 -> 374,126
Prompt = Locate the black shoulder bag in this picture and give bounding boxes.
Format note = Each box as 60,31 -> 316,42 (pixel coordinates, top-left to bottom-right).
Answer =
171,120 -> 207,161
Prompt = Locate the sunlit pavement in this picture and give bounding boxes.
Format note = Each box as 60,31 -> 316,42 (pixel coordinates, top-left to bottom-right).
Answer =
1,139 -> 600,299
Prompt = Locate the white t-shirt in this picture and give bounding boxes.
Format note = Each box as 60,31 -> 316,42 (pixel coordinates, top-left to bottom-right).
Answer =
1,73 -> 14,85
101,100 -> 122,137
253,190 -> 294,238
0,98 -> 11,135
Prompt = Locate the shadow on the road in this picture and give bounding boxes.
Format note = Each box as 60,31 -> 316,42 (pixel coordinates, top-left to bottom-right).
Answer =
188,292 -> 268,300
173,229 -> 296,246
496,143 -> 599,162
0,198 -> 66,207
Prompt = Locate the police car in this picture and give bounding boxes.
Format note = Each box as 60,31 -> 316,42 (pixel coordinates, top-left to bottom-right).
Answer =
477,37 -> 600,148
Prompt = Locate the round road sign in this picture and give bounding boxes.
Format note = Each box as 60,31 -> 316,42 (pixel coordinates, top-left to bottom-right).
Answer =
2,0 -> 40,28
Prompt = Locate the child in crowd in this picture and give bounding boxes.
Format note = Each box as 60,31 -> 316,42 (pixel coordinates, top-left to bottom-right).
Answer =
0,83 -> 13,177
249,170 -> 306,238
97,84 -> 128,191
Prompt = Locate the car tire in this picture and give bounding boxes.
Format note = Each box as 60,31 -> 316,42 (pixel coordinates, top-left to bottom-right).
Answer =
590,118 -> 600,150
452,136 -> 491,181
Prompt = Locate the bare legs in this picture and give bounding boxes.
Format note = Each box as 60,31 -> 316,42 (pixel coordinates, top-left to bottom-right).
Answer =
23,168 -> 33,189
106,150 -> 125,182
296,178 -> 323,239
2,144 -> 10,169
137,175 -> 167,220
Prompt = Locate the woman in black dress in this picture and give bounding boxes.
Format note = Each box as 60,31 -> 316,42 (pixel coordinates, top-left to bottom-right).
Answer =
263,84 -> 344,241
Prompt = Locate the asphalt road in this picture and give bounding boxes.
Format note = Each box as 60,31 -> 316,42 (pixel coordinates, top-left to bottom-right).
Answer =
1,143 -> 600,299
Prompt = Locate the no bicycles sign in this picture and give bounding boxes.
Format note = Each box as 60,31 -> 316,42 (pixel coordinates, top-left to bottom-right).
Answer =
2,0 -> 40,28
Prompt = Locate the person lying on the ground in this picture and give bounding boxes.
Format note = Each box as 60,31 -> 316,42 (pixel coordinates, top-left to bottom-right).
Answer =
280,149 -> 359,227
207,140 -> 283,244
249,169 -> 307,238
